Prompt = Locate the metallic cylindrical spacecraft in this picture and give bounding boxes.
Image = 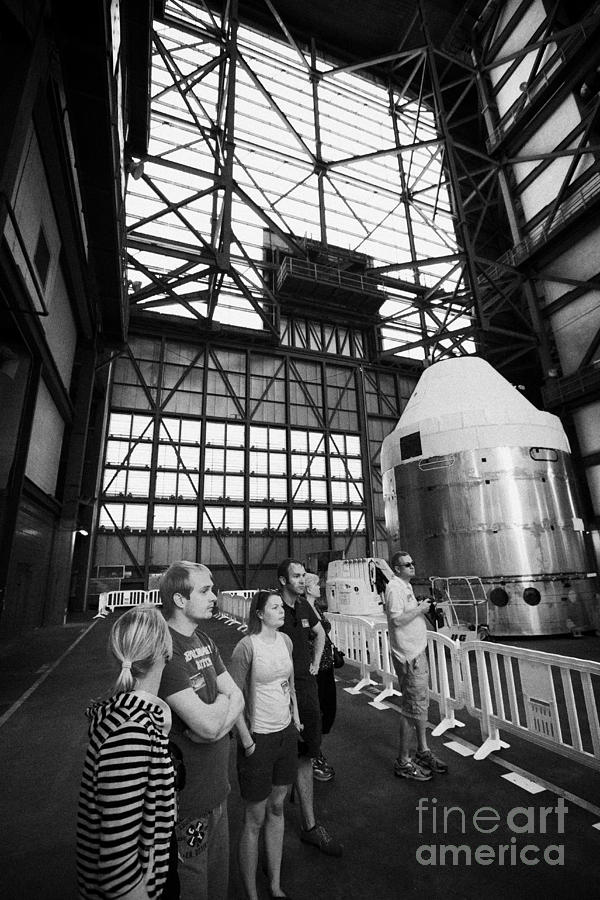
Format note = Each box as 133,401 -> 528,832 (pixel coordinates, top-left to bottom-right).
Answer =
380,357 -> 597,636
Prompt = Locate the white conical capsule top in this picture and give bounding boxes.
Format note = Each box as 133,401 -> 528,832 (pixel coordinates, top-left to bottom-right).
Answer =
381,356 -> 569,472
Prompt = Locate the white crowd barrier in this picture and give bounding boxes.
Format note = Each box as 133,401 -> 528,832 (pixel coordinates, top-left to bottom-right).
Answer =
364,618 -> 401,706
331,615 -> 381,695
329,614 -> 465,727
95,589 -> 161,617
461,640 -> 600,770
217,590 -> 253,631
328,612 -> 600,772
427,630 -> 467,736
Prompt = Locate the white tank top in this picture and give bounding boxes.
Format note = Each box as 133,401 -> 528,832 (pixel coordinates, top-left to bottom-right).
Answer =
251,633 -> 293,733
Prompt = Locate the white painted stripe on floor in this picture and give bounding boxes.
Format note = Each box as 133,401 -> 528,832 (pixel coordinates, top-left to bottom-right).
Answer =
444,740 -> 474,757
502,771 -> 546,794
0,620 -> 98,729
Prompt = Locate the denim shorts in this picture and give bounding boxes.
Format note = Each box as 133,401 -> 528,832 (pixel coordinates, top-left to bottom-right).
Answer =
391,651 -> 430,721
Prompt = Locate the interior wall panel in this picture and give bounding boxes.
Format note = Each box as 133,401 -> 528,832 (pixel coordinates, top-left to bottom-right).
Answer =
515,98 -> 589,221
489,1 -> 549,115
25,380 -> 65,496
4,127 -> 62,311
2,501 -> 55,631
572,403 -> 600,455
41,263 -> 77,388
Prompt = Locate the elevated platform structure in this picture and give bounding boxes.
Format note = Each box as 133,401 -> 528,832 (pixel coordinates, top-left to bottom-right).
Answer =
268,233 -> 388,322
276,256 -> 386,316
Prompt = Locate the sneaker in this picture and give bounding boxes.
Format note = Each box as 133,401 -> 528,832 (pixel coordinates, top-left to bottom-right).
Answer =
316,751 -> 333,769
393,759 -> 433,781
314,752 -> 335,774
414,749 -> 448,774
312,756 -> 334,781
300,823 -> 343,856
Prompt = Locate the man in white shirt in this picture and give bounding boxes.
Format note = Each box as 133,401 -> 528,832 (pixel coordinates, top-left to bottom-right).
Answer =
384,550 -> 448,781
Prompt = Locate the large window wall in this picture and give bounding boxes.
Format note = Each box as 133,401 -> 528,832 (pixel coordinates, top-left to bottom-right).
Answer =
94,333 -> 416,588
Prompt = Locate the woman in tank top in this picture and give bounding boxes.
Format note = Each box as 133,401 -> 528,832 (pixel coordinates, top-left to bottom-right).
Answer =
229,590 -> 301,900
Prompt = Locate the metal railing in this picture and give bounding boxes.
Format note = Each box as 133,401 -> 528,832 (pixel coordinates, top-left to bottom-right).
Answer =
486,58 -> 564,152
277,256 -> 384,299
542,361 -> 600,407
506,171 -> 600,265
478,170 -> 600,289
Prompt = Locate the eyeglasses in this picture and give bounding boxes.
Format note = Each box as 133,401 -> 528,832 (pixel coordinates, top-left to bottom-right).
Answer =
400,561 -> 415,567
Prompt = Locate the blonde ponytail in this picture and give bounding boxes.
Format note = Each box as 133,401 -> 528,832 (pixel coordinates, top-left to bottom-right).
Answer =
109,606 -> 172,694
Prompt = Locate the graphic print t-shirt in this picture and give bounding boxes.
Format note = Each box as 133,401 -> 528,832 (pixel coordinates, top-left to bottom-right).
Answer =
159,628 -> 229,815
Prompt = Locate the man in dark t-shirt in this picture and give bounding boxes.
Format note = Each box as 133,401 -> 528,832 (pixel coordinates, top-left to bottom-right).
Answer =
158,561 -> 244,900
277,557 -> 343,857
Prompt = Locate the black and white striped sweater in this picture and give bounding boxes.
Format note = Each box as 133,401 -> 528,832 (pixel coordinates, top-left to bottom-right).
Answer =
76,691 -> 176,899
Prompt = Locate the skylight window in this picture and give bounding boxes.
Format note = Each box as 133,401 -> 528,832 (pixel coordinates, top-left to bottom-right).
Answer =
125,1 -> 472,360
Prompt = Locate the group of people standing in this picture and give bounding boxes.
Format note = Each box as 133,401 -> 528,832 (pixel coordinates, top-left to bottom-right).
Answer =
76,557 -> 342,900
76,548 -> 448,899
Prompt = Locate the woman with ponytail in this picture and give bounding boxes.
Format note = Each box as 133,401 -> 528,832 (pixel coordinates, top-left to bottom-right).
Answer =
76,606 -> 176,899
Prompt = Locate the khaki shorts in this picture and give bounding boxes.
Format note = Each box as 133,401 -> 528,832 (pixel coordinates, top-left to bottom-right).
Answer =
391,651 -> 429,721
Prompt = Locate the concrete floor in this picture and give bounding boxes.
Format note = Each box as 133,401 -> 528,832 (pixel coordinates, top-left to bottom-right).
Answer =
1,614 -> 600,899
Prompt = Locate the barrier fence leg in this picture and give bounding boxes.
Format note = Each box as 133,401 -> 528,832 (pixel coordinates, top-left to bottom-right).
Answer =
431,712 -> 465,737
342,625 -> 377,695
431,641 -> 465,735
369,673 -> 401,708
93,593 -> 110,618
347,677 -> 375,694
472,646 -> 510,759
345,669 -> 377,694
473,727 -> 510,760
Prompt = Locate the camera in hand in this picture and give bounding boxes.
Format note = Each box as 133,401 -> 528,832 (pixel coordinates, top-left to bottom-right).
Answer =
424,599 -> 445,630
